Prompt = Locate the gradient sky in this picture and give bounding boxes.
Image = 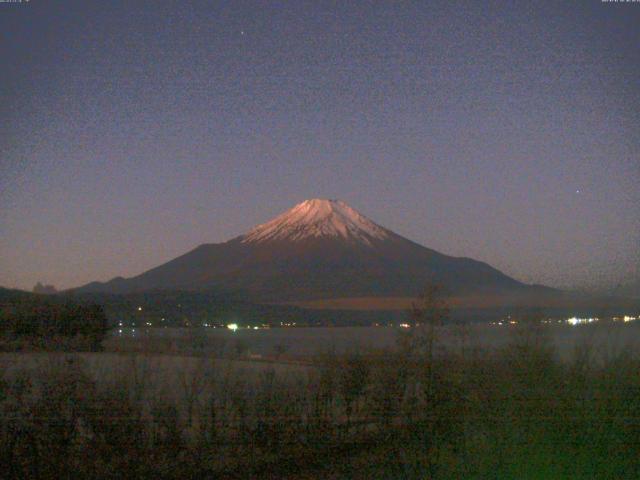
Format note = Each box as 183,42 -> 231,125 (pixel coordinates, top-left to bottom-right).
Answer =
1,0 -> 639,292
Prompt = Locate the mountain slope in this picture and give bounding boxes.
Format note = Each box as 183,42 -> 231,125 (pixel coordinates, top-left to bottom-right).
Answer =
75,199 -> 536,302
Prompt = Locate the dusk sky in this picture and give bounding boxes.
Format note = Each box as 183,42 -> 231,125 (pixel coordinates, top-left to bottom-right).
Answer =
1,0 -> 638,292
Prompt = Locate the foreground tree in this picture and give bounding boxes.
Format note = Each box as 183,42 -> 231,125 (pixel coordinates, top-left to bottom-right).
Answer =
398,284 -> 450,359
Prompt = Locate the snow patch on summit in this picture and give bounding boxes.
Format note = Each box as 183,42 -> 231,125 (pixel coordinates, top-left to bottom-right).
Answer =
241,199 -> 389,245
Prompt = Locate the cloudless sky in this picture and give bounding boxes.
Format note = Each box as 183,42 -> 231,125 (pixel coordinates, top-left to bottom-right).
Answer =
1,0 -> 638,292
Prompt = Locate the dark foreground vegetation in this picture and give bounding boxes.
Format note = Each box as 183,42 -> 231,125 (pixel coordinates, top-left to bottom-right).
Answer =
0,294 -> 108,352
0,287 -> 638,478
1,319 -> 639,479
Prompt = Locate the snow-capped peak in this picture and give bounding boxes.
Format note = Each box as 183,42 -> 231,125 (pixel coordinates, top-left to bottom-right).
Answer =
241,199 -> 389,245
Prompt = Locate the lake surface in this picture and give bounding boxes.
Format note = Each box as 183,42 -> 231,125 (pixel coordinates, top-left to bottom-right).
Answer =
110,322 -> 640,360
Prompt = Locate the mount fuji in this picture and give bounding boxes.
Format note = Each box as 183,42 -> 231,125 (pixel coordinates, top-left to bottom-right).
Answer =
76,199 -> 554,306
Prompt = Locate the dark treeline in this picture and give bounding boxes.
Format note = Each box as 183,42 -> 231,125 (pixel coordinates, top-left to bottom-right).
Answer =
2,286 -> 631,331
71,289 -> 404,328
0,293 -> 108,351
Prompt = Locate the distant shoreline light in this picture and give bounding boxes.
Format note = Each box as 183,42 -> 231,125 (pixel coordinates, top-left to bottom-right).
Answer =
567,317 -> 597,326
488,314 -> 638,327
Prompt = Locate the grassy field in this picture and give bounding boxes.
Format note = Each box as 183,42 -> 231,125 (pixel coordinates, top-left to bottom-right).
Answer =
284,292 -> 640,311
